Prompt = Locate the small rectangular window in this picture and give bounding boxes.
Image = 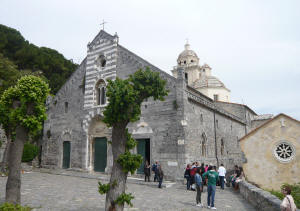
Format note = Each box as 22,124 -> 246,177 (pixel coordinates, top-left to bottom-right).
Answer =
213,94 -> 219,101
65,102 -> 68,113
185,72 -> 188,83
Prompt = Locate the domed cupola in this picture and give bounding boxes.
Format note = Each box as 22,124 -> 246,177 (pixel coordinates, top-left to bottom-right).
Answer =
177,42 -> 199,66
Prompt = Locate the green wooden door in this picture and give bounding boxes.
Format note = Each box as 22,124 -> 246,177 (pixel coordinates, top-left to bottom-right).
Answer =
137,139 -> 146,174
62,141 -> 71,169
94,137 -> 107,172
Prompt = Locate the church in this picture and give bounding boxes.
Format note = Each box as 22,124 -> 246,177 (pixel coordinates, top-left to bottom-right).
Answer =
41,30 -> 270,180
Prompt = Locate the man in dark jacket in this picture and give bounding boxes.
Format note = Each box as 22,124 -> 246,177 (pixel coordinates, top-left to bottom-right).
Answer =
152,161 -> 158,182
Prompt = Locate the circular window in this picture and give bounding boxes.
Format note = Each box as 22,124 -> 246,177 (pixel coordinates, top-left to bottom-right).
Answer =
273,141 -> 295,163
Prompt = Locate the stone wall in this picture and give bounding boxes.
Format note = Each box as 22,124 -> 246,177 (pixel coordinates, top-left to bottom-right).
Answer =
41,59 -> 87,169
239,181 -> 283,211
117,45 -> 185,180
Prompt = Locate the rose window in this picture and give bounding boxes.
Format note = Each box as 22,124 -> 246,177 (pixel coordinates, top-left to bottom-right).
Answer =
273,141 -> 295,163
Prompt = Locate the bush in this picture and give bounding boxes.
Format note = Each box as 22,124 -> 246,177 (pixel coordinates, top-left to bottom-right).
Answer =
22,142 -> 39,162
0,203 -> 32,211
268,183 -> 300,209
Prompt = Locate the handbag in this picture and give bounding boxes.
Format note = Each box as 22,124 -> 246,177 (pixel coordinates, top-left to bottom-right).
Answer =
191,184 -> 196,190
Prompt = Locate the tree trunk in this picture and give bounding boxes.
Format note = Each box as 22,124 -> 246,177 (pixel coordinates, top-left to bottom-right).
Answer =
105,123 -> 128,211
5,125 -> 27,204
0,134 -> 11,173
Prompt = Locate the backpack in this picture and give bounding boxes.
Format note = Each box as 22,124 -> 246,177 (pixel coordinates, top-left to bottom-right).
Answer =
151,164 -> 156,171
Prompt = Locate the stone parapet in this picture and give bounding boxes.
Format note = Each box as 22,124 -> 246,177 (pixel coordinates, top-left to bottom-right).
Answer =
239,181 -> 299,211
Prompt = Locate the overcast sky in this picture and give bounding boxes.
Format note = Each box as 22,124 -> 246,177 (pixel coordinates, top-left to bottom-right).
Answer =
1,0 -> 300,119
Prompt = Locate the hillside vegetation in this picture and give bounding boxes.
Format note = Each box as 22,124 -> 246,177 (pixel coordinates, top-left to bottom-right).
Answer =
0,24 -> 78,95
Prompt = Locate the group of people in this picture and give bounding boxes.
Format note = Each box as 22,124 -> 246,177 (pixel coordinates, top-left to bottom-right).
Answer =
184,162 -> 226,209
144,160 -> 164,188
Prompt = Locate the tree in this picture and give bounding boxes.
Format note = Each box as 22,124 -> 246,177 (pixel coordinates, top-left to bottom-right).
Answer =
0,75 -> 50,204
0,24 -> 77,95
99,67 -> 168,211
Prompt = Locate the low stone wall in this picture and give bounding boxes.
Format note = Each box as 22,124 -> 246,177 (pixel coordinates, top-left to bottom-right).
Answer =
239,180 -> 282,211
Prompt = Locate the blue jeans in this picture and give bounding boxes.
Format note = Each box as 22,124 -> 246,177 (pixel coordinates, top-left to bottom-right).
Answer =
207,185 -> 216,207
219,176 -> 225,189
185,176 -> 191,189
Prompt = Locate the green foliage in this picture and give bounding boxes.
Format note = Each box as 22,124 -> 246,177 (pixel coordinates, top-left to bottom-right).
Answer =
0,203 -> 32,211
115,193 -> 134,207
21,142 -> 39,162
103,67 -> 168,127
117,152 -> 143,174
0,54 -> 21,97
268,183 -> 300,208
0,24 -> 78,95
98,181 -> 110,195
0,75 -> 50,137
125,129 -> 137,151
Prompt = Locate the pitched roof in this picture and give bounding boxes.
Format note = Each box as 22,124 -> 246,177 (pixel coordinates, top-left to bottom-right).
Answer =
239,113 -> 300,142
215,101 -> 257,115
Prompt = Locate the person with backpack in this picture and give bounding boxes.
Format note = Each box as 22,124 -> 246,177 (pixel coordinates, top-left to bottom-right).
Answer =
202,166 -> 219,210
152,161 -> 158,182
195,168 -> 203,207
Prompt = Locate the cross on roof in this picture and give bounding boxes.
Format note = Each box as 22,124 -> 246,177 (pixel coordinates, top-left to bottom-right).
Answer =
100,20 -> 107,30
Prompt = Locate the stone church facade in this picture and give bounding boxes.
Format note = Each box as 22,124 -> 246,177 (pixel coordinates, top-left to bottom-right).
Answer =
41,30 -> 267,180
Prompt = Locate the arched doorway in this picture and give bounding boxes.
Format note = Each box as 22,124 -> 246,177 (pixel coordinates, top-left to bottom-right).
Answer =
88,116 -> 110,172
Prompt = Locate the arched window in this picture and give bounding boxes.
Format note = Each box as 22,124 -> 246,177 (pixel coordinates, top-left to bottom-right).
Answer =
201,133 -> 207,157
221,139 -> 224,156
96,54 -> 106,68
95,80 -> 106,106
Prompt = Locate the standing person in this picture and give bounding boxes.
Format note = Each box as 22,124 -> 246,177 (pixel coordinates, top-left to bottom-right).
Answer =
184,164 -> 191,190
152,161 -> 158,182
190,163 -> 197,191
205,164 -> 209,172
280,186 -> 297,211
157,165 -> 164,188
144,160 -> 151,182
218,164 -> 226,190
202,166 -> 219,210
195,168 -> 203,207
200,163 -> 205,176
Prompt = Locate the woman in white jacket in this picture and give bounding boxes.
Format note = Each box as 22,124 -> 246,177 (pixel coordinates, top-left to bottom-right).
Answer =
280,186 -> 297,211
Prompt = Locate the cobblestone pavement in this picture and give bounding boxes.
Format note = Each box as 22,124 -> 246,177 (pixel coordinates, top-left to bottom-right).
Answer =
0,171 -> 255,211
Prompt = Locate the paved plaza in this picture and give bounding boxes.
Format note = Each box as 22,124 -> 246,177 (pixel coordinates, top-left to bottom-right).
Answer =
0,170 -> 255,211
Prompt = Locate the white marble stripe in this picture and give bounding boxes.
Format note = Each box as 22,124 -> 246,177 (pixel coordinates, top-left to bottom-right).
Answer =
86,79 -> 96,83
84,100 -> 94,104
85,90 -> 93,94
85,84 -> 96,88
88,43 -> 110,51
87,45 -> 117,56
86,71 -> 97,76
